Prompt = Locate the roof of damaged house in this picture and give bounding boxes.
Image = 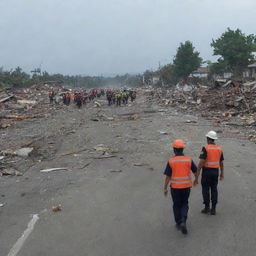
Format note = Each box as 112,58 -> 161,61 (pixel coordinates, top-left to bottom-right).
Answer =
248,63 -> 256,68
192,67 -> 210,74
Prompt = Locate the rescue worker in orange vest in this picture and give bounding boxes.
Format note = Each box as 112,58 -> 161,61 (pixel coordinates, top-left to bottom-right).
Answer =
194,131 -> 224,215
164,139 -> 197,234
48,90 -> 54,104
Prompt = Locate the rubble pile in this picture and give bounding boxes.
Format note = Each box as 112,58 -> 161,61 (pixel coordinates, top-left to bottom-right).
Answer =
0,84 -> 61,129
147,80 -> 256,142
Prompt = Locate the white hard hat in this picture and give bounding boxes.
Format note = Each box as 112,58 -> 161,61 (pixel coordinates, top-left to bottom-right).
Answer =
206,131 -> 218,140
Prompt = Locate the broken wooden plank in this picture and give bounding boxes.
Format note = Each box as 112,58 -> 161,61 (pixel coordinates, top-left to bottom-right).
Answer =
93,155 -> 116,159
0,95 -> 14,103
59,147 -> 88,157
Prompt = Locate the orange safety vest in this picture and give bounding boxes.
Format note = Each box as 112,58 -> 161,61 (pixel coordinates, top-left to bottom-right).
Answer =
203,144 -> 222,168
168,156 -> 192,189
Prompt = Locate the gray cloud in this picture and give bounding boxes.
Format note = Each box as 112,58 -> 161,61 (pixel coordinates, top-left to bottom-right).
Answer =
0,0 -> 255,75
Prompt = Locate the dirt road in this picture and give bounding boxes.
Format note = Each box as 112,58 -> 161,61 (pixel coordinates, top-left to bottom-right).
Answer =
1,93 -> 256,256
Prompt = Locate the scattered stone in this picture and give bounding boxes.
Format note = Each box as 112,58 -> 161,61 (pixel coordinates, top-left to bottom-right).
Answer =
133,163 -> 147,167
1,123 -> 12,129
246,117 -> 256,126
52,205 -> 62,212
94,144 -> 119,153
159,130 -> 168,135
110,170 -> 122,173
94,101 -> 101,108
15,147 -> 34,157
185,120 -> 197,124
128,114 -> 139,120
0,169 -> 16,176
15,171 -> 23,176
0,147 -> 34,157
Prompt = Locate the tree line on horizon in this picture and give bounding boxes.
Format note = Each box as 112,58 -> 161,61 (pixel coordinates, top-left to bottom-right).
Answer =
1,28 -> 256,89
0,67 -> 142,89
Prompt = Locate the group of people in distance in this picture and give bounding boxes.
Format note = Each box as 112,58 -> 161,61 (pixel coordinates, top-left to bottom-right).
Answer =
48,88 -> 137,108
48,89 -> 105,108
106,89 -> 136,106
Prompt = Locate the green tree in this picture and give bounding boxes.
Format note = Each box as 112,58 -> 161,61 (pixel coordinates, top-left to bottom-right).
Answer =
159,64 -> 175,85
211,28 -> 256,77
11,67 -> 30,87
173,41 -> 202,80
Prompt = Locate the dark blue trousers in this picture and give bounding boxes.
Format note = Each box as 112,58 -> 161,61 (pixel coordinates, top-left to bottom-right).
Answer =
201,169 -> 219,207
171,188 -> 191,225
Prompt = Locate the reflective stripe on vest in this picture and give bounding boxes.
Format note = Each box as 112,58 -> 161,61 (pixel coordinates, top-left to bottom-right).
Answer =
171,180 -> 192,184
203,145 -> 222,168
171,159 -> 191,163
204,162 -> 219,166
171,176 -> 192,184
169,156 -> 192,189
171,176 -> 191,180
206,147 -> 222,150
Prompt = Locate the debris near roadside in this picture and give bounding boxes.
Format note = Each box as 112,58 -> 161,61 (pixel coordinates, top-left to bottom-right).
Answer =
127,114 -> 140,120
59,147 -> 88,157
52,205 -> 62,212
40,168 -> 70,173
118,112 -> 140,120
0,147 -> 34,157
0,83 -> 63,129
133,163 -> 148,167
110,169 -> 122,173
1,114 -> 29,120
93,154 -> 116,159
151,80 -> 256,115
147,79 -> 256,142
0,169 -> 23,177
93,144 -> 119,154
159,130 -> 168,135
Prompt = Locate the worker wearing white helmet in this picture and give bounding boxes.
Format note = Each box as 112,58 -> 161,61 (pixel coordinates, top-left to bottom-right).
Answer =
194,131 -> 224,215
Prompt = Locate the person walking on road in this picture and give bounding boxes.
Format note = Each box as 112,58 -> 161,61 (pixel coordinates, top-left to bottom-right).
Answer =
194,131 -> 224,215
164,139 -> 197,234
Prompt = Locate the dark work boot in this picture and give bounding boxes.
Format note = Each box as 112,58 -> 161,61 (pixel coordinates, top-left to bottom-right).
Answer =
201,206 -> 210,214
210,206 -> 216,215
180,222 -> 188,235
175,223 -> 181,230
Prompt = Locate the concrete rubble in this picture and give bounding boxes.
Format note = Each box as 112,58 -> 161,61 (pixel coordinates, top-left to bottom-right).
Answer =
52,205 -> 62,212
0,80 -> 255,181
146,80 -> 256,142
0,83 -> 60,129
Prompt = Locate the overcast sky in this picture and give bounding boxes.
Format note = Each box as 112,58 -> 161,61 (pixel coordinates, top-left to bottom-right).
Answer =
0,0 -> 255,76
